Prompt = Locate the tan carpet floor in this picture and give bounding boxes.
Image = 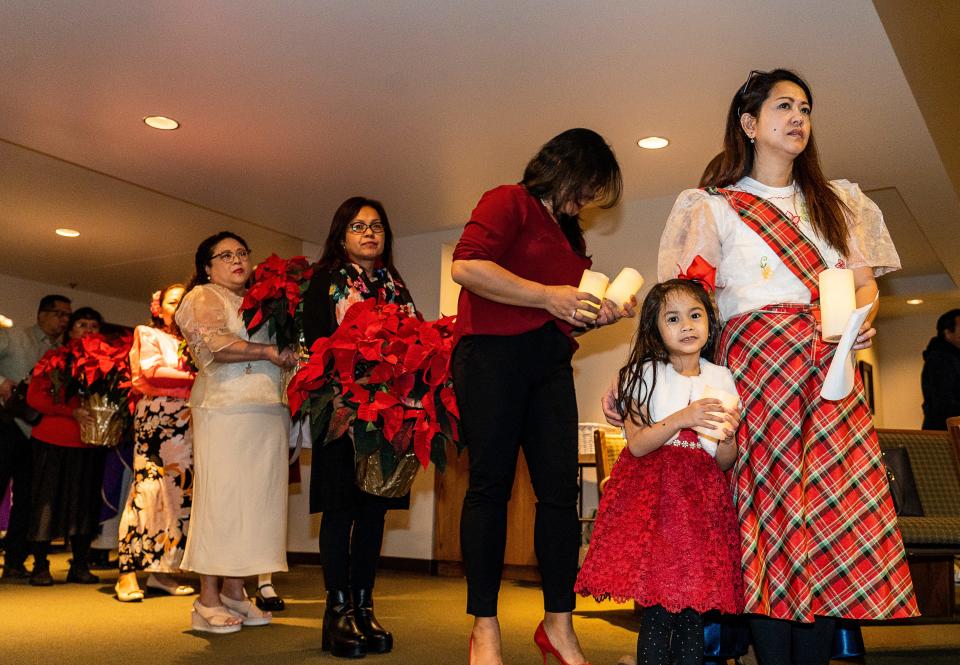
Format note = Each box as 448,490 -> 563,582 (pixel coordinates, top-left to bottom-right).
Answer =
1,552 -> 958,664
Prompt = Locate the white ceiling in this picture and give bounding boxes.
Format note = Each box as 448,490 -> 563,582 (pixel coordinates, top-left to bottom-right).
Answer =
0,0 -> 958,306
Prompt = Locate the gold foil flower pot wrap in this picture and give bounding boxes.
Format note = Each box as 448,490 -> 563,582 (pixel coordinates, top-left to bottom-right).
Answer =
355,449 -> 420,498
79,393 -> 125,447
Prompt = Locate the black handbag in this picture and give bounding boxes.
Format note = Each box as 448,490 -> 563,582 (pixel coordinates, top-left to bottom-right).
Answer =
0,380 -> 42,426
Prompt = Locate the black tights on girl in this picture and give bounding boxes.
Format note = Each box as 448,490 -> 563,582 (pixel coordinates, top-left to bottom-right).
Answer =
748,615 -> 836,665
636,604 -> 703,665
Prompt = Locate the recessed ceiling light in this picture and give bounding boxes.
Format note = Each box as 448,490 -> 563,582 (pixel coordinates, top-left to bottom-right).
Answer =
638,136 -> 669,149
906,298 -> 923,305
0,315 -> 13,328
55,228 -> 80,237
143,115 -> 180,130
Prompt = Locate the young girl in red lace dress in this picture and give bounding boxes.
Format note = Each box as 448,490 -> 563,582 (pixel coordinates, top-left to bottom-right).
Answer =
575,279 -> 743,665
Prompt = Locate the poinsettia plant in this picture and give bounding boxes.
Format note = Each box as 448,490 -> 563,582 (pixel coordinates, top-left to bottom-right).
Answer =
287,299 -> 461,475
240,254 -> 314,351
33,331 -> 134,407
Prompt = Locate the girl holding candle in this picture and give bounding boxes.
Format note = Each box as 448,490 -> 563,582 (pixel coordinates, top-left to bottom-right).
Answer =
452,128 -> 633,665
115,284 -> 196,602
576,279 -> 743,665
629,69 -> 916,664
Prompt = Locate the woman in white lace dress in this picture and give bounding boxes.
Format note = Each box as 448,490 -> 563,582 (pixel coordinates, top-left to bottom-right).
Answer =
175,232 -> 298,634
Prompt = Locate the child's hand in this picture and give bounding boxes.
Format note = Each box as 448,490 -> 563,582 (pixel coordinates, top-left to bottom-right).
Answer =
679,398 -> 725,430
719,407 -> 741,440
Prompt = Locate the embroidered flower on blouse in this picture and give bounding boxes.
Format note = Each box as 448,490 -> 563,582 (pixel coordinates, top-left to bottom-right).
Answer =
759,256 -> 772,280
835,259 -> 846,269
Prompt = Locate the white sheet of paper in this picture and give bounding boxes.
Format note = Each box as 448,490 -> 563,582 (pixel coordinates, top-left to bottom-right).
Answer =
820,298 -> 876,401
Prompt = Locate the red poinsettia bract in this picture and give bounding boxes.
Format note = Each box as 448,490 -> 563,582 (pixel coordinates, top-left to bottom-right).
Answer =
240,254 -> 314,350
287,299 -> 461,472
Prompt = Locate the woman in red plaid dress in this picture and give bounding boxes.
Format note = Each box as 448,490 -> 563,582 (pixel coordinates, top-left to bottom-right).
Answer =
609,69 -> 918,665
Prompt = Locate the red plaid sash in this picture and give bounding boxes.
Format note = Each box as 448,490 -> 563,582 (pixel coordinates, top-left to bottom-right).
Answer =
718,306 -> 918,621
705,187 -> 828,300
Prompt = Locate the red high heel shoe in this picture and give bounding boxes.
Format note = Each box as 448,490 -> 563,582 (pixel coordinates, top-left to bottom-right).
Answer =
533,621 -> 592,665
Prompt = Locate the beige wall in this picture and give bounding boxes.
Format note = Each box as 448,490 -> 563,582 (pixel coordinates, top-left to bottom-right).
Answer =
872,310 -> 940,429
0,272 -> 145,329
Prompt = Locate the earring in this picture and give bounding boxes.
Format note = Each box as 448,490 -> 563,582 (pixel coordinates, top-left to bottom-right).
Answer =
750,137 -> 755,144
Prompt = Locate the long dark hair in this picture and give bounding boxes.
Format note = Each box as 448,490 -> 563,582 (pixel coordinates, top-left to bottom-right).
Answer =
701,68 -> 849,255
150,283 -> 186,338
521,128 -> 622,255
318,197 -> 397,273
184,231 -> 250,293
617,279 -> 720,426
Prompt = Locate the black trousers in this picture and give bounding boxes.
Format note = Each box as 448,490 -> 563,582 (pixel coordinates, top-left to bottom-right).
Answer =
749,615 -> 836,665
453,324 -> 580,617
319,503 -> 388,592
0,421 -> 32,568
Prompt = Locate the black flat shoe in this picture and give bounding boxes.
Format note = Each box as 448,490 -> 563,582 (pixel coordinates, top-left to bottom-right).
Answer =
1,564 -> 30,581
255,583 -> 286,611
30,564 -> 53,587
66,566 -> 100,584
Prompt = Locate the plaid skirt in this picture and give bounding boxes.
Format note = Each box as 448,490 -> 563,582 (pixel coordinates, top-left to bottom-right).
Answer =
718,304 -> 918,622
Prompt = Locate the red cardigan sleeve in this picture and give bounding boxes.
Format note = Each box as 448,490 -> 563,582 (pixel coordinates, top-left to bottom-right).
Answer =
453,186 -> 523,263
27,372 -> 76,417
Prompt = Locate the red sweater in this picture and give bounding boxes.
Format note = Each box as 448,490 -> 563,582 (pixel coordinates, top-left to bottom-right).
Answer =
27,370 -> 83,448
452,185 -> 591,341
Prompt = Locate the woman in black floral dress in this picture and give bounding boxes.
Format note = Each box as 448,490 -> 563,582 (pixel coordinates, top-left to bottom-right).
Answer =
115,284 -> 196,601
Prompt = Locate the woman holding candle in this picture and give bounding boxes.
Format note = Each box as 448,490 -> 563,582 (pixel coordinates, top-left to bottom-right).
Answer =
638,69 -> 915,664
175,232 -> 298,633
301,196 -> 417,658
115,284 -> 196,602
452,128 -> 632,665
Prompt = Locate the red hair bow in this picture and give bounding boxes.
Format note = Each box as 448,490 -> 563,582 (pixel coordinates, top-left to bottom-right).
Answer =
677,255 -> 717,293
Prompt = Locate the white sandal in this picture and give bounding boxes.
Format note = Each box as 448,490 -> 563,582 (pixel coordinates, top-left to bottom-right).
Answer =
191,600 -> 243,634
146,573 -> 195,596
219,593 -> 272,626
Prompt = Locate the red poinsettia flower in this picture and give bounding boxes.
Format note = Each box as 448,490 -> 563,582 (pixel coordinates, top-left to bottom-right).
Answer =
240,254 -> 315,350
286,299 -> 461,471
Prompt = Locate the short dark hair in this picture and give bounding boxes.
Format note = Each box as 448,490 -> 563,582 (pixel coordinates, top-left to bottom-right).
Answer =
185,231 -> 250,292
318,197 -> 396,272
66,307 -> 103,333
936,309 -> 960,338
37,294 -> 71,314
521,128 -> 622,255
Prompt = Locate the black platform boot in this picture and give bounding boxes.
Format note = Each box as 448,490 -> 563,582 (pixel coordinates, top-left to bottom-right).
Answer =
322,589 -> 367,658
353,588 -> 393,654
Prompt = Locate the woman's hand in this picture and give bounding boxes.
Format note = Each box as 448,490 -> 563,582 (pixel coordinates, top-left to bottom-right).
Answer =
852,322 -> 877,351
678,398 -> 725,431
542,285 -> 599,329
601,378 -> 623,426
265,346 -> 299,369
72,407 -> 94,429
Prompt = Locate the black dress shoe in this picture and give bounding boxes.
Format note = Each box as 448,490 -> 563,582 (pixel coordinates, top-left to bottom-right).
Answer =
30,563 -> 54,587
353,588 -> 393,654
1,564 -> 30,581
322,589 -> 366,658
66,566 -> 100,584
255,583 -> 286,611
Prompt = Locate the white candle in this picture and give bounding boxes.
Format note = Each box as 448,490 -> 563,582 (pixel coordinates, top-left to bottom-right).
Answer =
577,269 -> 608,320
693,385 -> 740,438
819,268 -> 856,343
604,267 -> 644,307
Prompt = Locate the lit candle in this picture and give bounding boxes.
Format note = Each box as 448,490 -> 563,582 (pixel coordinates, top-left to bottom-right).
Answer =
693,385 -> 740,439
819,268 -> 856,343
604,268 -> 644,307
577,269 -> 609,320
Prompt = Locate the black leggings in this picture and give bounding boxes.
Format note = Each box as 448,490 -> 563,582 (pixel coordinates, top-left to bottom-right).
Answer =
318,503 -> 388,592
749,615 -> 836,665
636,605 -> 703,665
33,534 -> 93,567
454,324 -> 580,617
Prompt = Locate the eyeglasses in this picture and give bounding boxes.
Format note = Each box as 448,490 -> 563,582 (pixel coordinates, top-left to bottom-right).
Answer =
39,309 -> 71,318
210,249 -> 251,263
347,221 -> 385,235
736,69 -> 763,117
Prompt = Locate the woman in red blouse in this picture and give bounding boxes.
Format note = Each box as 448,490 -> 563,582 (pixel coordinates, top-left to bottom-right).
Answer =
452,128 -> 633,665
26,307 -> 105,586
